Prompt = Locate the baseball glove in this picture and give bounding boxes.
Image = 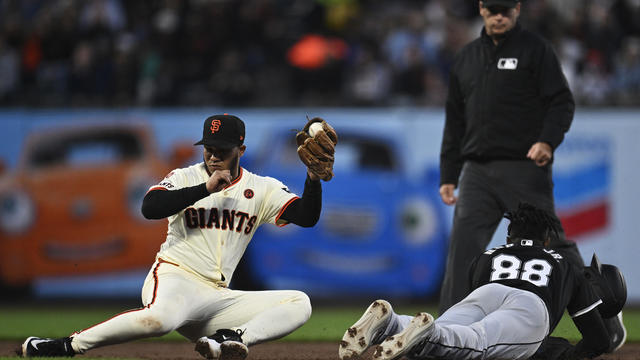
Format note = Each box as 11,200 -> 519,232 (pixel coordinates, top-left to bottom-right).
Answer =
296,117 -> 338,181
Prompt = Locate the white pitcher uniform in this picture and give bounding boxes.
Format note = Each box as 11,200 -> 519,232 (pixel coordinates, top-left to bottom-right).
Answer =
70,164 -> 312,353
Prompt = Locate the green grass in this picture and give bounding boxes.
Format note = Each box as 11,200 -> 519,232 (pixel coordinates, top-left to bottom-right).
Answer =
1,303 -> 637,359
1,303 -> 638,342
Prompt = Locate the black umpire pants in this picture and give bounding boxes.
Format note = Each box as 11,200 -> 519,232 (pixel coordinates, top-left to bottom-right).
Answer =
438,160 -> 584,315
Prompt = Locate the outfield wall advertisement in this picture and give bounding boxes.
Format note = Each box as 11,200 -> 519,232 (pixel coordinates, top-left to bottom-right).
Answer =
0,108 -> 638,302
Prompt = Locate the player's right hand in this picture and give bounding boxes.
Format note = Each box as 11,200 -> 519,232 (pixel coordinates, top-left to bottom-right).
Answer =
439,184 -> 457,205
206,169 -> 232,193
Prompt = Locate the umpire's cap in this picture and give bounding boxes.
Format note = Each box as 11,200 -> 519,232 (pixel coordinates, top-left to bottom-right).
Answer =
482,0 -> 520,8
194,114 -> 245,149
584,253 -> 627,318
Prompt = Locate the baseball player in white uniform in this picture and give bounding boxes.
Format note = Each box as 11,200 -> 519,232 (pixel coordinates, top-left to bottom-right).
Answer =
21,114 -> 335,360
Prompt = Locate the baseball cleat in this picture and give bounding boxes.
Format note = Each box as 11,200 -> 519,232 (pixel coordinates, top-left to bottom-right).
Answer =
195,329 -> 248,360
339,299 -> 393,360
195,337 -> 221,359
219,341 -> 249,360
20,336 -> 75,357
373,312 -> 434,360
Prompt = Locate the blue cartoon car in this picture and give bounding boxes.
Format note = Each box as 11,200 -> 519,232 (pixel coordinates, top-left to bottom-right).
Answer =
241,127 -> 449,298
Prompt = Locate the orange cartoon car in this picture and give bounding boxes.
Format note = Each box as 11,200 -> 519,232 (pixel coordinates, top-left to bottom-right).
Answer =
0,123 -> 193,287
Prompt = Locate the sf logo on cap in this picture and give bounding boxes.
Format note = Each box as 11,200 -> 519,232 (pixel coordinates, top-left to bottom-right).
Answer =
210,119 -> 222,133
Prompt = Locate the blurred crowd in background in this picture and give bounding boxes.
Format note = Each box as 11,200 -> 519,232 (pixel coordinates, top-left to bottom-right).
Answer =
0,0 -> 639,108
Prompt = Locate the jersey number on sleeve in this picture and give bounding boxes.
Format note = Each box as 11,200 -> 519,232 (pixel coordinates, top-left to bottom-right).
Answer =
490,254 -> 552,287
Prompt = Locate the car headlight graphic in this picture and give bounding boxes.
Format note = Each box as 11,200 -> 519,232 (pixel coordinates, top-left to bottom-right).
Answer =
0,190 -> 35,234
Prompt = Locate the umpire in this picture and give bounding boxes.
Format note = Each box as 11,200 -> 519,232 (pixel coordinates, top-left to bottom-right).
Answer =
438,0 -> 583,314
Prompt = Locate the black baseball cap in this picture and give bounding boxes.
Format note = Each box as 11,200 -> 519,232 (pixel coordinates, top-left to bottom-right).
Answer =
194,114 -> 245,149
482,0 -> 519,8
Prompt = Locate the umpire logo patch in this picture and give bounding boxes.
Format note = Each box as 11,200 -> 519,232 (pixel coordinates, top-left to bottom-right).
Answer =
497,58 -> 518,70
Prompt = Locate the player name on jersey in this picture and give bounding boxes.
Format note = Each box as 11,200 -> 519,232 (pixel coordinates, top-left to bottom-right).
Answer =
184,207 -> 257,234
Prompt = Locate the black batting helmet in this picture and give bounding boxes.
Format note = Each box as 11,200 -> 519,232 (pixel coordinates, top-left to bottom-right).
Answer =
584,253 -> 627,318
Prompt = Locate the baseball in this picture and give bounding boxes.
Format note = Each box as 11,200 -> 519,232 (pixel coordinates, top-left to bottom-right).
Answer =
308,122 -> 323,137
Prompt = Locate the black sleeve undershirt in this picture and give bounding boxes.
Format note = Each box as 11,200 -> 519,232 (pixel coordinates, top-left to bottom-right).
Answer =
279,175 -> 322,227
141,183 -> 209,220
141,175 -> 322,227
569,309 -> 611,359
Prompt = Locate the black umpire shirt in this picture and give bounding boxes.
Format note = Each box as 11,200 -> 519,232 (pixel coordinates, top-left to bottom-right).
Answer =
440,23 -> 575,186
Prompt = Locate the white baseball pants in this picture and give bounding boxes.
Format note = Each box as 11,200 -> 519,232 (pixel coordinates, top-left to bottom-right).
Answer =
410,283 -> 549,359
70,259 -> 311,353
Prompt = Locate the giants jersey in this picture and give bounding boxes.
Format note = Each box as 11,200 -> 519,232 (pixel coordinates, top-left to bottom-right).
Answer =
470,241 -> 602,332
148,163 -> 298,287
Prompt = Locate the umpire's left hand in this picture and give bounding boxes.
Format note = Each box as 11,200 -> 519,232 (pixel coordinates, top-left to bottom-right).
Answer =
527,142 -> 552,166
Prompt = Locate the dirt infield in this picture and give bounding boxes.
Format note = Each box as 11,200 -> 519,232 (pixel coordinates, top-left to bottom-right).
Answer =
2,340 -> 639,359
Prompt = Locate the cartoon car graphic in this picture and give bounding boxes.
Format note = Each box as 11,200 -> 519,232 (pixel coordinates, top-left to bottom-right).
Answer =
0,123 -> 193,287
244,128 -> 449,297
